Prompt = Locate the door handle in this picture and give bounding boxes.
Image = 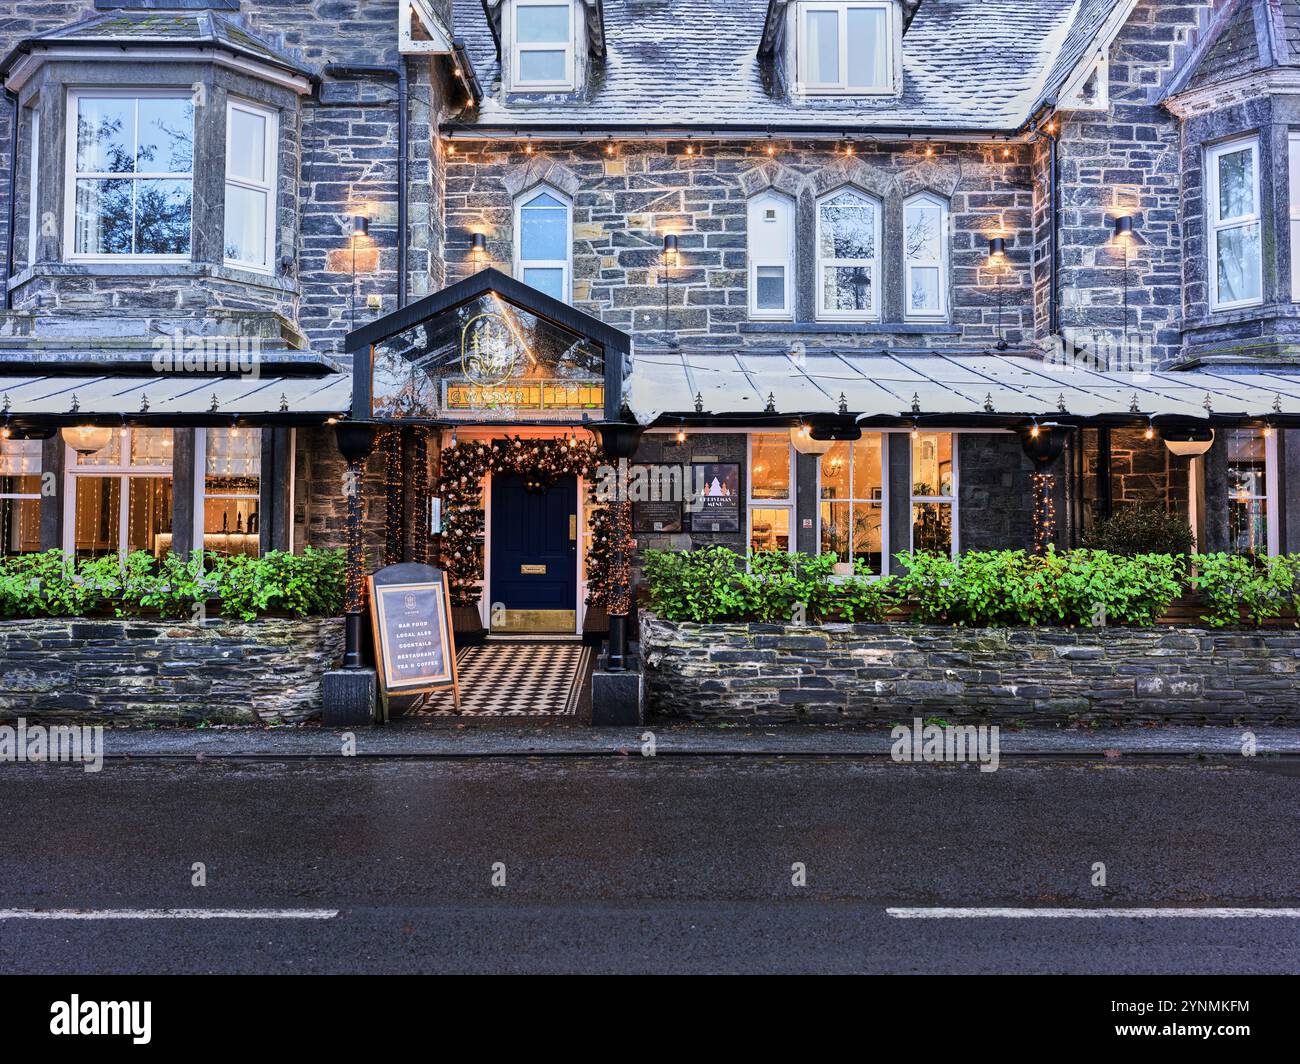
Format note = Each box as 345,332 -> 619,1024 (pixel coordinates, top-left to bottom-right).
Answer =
569,514 -> 577,541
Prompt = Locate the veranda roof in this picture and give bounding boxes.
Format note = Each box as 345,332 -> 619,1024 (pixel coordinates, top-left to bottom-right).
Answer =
628,350 -> 1300,426
0,372 -> 351,426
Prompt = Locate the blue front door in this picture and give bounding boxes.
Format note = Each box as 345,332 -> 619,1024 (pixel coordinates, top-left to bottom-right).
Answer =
489,473 -> 578,631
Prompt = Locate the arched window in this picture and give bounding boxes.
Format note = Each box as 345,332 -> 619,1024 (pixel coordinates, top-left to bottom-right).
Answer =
816,187 -> 880,320
513,185 -> 571,302
747,190 -> 794,319
903,192 -> 949,320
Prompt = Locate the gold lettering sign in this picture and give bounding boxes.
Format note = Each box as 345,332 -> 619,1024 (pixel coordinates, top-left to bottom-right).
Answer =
444,380 -> 604,412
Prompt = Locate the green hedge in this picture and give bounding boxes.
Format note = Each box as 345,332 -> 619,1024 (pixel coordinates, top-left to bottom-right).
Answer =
0,548 -> 346,622
641,547 -> 1300,628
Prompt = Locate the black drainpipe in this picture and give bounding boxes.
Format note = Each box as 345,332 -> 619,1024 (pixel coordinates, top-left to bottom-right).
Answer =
4,90 -> 20,311
1048,129 -> 1060,336
321,62 -> 409,309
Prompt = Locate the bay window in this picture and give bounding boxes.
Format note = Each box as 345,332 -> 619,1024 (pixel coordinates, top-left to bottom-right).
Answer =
66,91 -> 194,260
513,0 -> 575,90
224,100 -> 278,273
515,185 -> 572,302
904,193 -> 948,319
1206,137 -> 1262,311
0,437 -> 42,557
911,432 -> 956,556
1290,133 -> 1300,302
747,191 -> 795,319
817,187 -> 881,320
819,434 -> 885,574
748,433 -> 794,554
67,428 -> 173,559
1226,427 -> 1278,555
797,1 -> 893,94
202,428 -> 262,557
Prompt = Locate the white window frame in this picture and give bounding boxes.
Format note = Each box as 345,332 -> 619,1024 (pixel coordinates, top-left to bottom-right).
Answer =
513,183 -> 572,303
1206,136 -> 1262,313
511,0 -> 576,91
747,432 -> 796,555
816,432 -> 890,576
224,98 -> 278,274
910,430 -> 959,558
747,191 -> 795,320
62,428 -> 174,558
903,192 -> 949,321
63,88 -> 195,264
815,186 -> 882,321
1289,133 -> 1300,303
795,0 -> 895,96
27,108 -> 39,269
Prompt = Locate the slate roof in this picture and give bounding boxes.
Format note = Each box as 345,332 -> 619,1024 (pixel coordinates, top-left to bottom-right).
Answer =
1030,0 -> 1127,111
1165,0 -> 1300,98
0,11 -> 314,80
451,0 -> 1084,133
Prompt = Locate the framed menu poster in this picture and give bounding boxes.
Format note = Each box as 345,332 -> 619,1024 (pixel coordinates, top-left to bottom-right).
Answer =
367,562 -> 460,710
688,462 -> 740,532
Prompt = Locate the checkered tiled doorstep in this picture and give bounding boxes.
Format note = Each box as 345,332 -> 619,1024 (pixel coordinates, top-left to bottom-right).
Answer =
415,642 -> 590,716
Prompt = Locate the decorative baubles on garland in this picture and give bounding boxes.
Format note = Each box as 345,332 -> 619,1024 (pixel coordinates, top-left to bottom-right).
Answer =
436,435 -> 613,608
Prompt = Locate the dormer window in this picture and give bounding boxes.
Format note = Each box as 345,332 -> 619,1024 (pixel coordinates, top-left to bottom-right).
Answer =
796,1 -> 896,95
512,0 -> 576,91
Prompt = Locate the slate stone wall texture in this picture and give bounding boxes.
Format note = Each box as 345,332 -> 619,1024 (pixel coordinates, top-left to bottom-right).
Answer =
0,617 -> 344,724
1051,0 -> 1212,370
641,614 -> 1299,725
443,141 -> 1035,350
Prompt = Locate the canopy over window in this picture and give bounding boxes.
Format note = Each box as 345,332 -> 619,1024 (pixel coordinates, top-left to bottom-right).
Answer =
346,268 -> 629,424
629,349 -> 1300,426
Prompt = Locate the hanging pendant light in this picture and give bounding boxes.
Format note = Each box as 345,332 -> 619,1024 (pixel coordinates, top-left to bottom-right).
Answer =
61,424 -> 113,455
790,422 -> 833,456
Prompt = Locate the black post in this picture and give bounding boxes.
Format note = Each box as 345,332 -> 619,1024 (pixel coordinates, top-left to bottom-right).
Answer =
335,422 -> 376,670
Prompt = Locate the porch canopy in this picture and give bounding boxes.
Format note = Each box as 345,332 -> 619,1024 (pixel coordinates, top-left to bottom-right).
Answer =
628,349 -> 1300,428
0,370 -> 350,434
346,268 -> 628,425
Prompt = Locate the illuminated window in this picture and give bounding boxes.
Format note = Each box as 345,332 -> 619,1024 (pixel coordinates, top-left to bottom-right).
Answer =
748,433 -> 794,554
203,427 -> 262,557
68,428 -> 173,559
1227,428 -> 1277,555
819,434 -> 885,574
911,432 -> 956,556
0,437 -> 42,556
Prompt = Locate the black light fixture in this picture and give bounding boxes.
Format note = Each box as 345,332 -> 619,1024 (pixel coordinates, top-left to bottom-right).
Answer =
471,232 -> 487,254
988,236 -> 1006,258
1114,215 -> 1134,239
662,233 -> 679,257
351,214 -> 369,237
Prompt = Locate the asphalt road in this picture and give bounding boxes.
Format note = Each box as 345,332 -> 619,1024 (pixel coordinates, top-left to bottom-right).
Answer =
0,755 -> 1297,974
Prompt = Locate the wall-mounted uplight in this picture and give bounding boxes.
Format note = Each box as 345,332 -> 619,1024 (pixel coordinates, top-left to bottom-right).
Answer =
987,237 -> 1007,259
663,233 -> 679,258
351,215 -> 369,238
471,232 -> 488,256
1114,215 -> 1134,240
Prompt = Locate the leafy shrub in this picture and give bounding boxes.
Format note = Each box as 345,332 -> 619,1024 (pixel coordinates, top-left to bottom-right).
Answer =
1193,553 -> 1299,627
1082,505 -> 1195,557
0,548 -> 345,621
894,548 -> 1185,627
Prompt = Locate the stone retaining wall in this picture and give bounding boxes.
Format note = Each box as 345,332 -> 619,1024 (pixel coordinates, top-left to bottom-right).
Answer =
0,617 -> 343,725
640,614 -> 1299,725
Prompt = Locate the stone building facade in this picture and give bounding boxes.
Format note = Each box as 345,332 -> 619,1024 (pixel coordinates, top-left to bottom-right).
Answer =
0,0 -> 1298,653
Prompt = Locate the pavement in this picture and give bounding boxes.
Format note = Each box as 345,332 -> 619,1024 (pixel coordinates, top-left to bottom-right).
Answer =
66,721 -> 1300,758
0,755 -> 1296,973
